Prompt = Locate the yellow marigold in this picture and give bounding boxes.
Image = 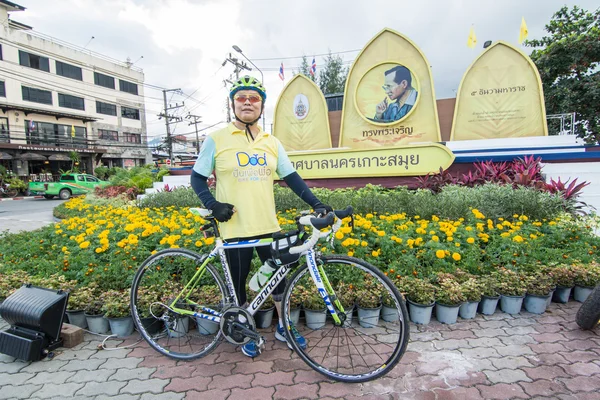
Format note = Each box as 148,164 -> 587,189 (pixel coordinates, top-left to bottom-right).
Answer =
467,237 -> 475,244
447,237 -> 454,242
79,241 -> 90,249
455,242 -> 461,247
95,247 -> 105,253
465,226 -> 473,231
204,237 -> 215,245
377,231 -> 385,237
500,232 -> 511,238
361,241 -> 368,247
452,252 -> 461,261
335,231 -> 344,240
512,235 -> 524,243
366,213 -> 374,219
371,250 -> 379,257
432,235 -> 439,242
530,234 -> 538,239
431,215 -> 440,222
347,251 -> 354,257
435,250 -> 445,259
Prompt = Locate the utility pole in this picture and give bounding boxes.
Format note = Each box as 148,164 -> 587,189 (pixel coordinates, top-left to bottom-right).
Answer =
186,114 -> 202,153
222,53 -> 250,79
159,88 -> 184,162
224,78 -> 233,123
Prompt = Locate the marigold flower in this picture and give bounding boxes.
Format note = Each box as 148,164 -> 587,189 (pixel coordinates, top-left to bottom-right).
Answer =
452,252 -> 461,261
79,241 -> 90,249
467,237 -> 475,244
435,250 -> 445,259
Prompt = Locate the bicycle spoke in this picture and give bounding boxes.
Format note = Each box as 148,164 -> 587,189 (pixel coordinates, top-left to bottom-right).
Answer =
283,255 -> 409,382
131,249 -> 226,360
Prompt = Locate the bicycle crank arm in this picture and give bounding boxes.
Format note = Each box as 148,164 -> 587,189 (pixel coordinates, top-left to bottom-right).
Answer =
230,322 -> 265,344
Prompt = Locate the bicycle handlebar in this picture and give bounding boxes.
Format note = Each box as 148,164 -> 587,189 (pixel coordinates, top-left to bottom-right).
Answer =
289,206 -> 354,255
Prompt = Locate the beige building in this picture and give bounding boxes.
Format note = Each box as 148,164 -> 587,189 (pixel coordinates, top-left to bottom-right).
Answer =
0,0 -> 150,182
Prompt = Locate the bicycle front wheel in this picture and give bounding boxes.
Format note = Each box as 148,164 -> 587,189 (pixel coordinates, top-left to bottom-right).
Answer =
282,255 -> 410,383
131,248 -> 228,360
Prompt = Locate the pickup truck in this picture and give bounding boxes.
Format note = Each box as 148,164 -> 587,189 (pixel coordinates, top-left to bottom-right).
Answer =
28,173 -> 109,200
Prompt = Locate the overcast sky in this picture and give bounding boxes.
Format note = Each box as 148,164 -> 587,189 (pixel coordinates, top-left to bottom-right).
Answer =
15,0 -> 598,141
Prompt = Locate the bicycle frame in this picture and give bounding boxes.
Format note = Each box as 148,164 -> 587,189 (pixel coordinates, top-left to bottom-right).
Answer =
167,236 -> 345,327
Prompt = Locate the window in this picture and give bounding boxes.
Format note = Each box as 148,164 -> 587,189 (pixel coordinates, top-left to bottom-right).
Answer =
96,101 -> 117,116
0,117 -> 9,143
58,93 -> 85,111
119,79 -> 138,95
55,61 -> 82,81
0,81 -> 5,97
85,176 -> 99,182
61,175 -> 75,181
124,132 -> 141,144
19,50 -> 50,72
94,72 -> 115,89
121,106 -> 140,120
77,175 -> 85,182
22,86 -> 52,105
98,129 -> 118,141
0,44 -> 3,61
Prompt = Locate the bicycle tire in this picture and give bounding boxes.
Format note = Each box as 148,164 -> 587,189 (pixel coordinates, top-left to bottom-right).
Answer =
576,284 -> 600,330
281,255 -> 410,383
131,248 -> 228,360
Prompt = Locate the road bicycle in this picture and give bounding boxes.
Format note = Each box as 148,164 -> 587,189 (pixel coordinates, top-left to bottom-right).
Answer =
130,206 -> 409,382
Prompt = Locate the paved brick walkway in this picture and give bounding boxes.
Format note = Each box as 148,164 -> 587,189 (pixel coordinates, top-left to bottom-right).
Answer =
1,301 -> 599,399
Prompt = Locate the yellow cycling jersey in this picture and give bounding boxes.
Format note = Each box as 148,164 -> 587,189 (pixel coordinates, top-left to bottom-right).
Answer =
193,123 -> 295,240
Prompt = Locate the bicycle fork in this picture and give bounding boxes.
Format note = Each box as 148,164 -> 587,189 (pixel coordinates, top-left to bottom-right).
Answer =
306,250 -> 344,325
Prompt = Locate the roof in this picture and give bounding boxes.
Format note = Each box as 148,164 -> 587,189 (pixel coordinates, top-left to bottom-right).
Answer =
0,102 -> 100,123
8,19 -> 32,30
0,0 -> 25,12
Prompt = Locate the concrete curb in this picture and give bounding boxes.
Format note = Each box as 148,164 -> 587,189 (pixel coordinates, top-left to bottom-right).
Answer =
0,196 -> 44,202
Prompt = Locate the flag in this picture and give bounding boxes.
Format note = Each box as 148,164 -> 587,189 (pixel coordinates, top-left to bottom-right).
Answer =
310,57 -> 316,76
278,62 -> 284,81
71,125 -> 76,138
519,17 -> 529,44
29,120 -> 35,131
467,26 -> 477,48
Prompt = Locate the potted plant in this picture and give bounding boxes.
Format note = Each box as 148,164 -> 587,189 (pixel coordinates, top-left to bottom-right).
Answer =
356,284 -> 382,328
102,289 -> 134,337
161,282 -> 189,338
524,272 -> 555,314
572,263 -> 600,302
83,283 -> 109,334
435,279 -> 466,324
404,278 -> 436,325
303,285 -> 327,330
495,269 -> 530,314
255,294 -> 275,329
335,282 -> 356,326
549,265 -> 576,303
195,285 -> 223,335
66,286 -> 90,329
135,285 -> 164,335
287,284 -> 306,326
477,275 -> 501,315
459,278 -> 483,319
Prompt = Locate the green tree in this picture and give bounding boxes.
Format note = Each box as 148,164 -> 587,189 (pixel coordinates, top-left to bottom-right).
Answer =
293,55 -> 316,82
318,51 -> 348,95
525,6 -> 600,143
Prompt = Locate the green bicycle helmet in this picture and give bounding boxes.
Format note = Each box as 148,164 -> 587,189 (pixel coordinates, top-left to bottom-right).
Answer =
229,75 -> 267,102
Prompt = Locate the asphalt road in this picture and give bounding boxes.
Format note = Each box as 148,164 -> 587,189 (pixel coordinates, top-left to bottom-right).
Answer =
0,198 -> 66,234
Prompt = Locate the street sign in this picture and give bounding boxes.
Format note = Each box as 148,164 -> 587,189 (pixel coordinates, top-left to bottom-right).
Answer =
166,159 -> 171,166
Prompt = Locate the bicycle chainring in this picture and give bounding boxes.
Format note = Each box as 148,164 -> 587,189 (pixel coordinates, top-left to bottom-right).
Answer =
220,307 -> 257,345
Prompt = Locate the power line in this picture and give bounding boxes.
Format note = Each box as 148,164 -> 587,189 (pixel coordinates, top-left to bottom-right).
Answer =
251,49 -> 361,61
0,68 -> 164,115
0,36 -> 169,94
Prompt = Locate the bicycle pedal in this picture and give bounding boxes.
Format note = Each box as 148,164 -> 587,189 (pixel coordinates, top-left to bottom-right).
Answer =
256,336 -> 266,353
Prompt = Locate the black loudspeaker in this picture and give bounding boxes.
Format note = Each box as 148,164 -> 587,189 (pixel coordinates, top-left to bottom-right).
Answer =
0,284 -> 69,361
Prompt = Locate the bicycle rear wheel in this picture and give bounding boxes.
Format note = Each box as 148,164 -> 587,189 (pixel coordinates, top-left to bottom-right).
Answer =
282,255 -> 409,383
131,248 -> 228,360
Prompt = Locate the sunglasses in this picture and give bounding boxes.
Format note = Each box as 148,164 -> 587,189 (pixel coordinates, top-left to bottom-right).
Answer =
234,94 -> 262,104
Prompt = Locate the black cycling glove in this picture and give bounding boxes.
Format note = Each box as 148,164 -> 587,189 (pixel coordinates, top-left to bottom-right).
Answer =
209,202 -> 235,222
312,201 -> 333,215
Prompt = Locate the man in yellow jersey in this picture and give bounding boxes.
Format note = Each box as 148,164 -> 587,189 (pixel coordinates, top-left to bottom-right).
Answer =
190,76 -> 331,358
